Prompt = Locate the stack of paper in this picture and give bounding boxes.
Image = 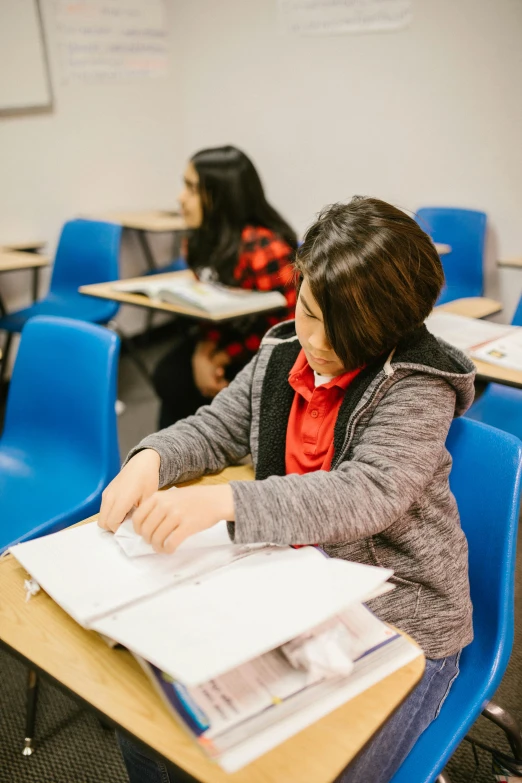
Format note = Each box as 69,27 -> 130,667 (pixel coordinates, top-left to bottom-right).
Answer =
425,312 -> 514,353
10,521 -> 420,772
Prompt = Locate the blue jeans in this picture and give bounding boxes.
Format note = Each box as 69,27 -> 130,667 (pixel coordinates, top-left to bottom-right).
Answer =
118,653 -> 460,783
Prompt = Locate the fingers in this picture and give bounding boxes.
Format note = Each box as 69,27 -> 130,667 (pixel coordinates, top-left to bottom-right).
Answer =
162,523 -> 194,554
98,486 -> 129,533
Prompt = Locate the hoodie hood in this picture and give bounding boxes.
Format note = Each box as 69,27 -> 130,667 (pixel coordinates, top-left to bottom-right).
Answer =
263,321 -> 476,417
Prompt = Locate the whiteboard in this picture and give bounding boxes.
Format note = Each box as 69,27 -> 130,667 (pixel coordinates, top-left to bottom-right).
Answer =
0,0 -> 53,114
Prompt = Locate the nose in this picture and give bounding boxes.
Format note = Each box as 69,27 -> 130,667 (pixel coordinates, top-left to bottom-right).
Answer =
308,326 -> 331,353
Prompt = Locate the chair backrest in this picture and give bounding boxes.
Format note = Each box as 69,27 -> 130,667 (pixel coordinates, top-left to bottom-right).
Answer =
446,416 -> 522,684
416,207 -> 486,298
389,417 -> 522,783
511,295 -> 522,326
2,315 -> 121,485
50,219 -> 122,294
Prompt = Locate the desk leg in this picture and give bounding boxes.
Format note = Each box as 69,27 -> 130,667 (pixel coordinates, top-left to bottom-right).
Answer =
136,230 -> 157,271
23,668 -> 39,756
31,268 -> 40,302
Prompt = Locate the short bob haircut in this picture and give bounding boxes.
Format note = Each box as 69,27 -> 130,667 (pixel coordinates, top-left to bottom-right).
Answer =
294,197 -> 445,370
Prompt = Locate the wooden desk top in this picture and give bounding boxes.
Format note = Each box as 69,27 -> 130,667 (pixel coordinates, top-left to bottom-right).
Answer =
0,465 -> 424,783
80,271 -> 286,322
0,250 -> 50,273
89,210 -> 187,233
435,243 -> 451,256
1,240 -> 46,253
498,257 -> 522,268
436,296 -> 502,319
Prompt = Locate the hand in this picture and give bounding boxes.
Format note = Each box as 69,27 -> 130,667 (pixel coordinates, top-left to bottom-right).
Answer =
192,342 -> 230,398
98,449 -> 161,532
133,484 -> 235,553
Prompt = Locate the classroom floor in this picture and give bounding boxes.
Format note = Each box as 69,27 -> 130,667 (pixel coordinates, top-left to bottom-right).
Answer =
0,330 -> 521,783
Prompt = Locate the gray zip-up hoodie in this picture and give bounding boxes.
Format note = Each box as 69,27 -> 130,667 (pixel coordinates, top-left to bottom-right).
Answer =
129,321 -> 476,659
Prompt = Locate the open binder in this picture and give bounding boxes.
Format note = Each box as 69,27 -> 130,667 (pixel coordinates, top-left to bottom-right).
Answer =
112,277 -> 288,318
10,519 -> 421,772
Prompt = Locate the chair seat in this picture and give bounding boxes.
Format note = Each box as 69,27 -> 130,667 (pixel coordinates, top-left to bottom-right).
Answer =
0,292 -> 118,333
0,445 -> 104,553
436,283 -> 483,306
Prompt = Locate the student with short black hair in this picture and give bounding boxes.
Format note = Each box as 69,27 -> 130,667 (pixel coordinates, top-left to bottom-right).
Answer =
153,145 -> 297,428
100,196 -> 475,783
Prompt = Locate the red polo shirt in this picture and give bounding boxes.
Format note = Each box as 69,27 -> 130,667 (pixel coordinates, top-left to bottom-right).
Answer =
285,349 -> 362,475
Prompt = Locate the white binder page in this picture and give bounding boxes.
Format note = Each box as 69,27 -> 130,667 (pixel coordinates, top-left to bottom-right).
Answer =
9,520 -> 266,625
92,552 -> 392,685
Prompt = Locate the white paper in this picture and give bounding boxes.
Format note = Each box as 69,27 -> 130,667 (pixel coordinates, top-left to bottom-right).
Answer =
91,552 -> 392,685
112,278 -> 287,315
9,520 -> 265,625
470,329 -> 522,371
218,636 -> 421,772
278,0 -> 412,37
425,312 -> 514,352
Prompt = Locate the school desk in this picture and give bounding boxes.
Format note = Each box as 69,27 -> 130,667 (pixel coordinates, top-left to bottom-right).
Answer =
79,270 -> 290,322
435,243 -> 451,256
436,296 -> 502,319
497,257 -> 522,268
1,241 -> 46,253
87,210 -> 187,272
0,465 -> 425,783
0,250 -> 50,316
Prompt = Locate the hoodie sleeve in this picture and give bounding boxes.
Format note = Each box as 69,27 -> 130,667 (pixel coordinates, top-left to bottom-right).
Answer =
228,373 -> 457,545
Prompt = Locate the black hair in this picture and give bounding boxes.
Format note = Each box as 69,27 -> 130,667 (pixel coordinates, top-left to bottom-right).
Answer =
188,146 -> 297,285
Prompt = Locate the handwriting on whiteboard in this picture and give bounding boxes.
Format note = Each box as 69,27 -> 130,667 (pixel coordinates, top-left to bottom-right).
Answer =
54,0 -> 168,82
278,0 -> 412,36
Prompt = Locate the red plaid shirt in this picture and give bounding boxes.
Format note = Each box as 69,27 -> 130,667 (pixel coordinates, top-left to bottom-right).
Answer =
200,225 -> 296,362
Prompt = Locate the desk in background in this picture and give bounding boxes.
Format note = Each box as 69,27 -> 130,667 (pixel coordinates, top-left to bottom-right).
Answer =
0,250 -> 50,316
497,257 -> 522,268
79,270 -> 291,322
435,243 -> 451,256
88,210 -> 187,272
0,465 -> 424,783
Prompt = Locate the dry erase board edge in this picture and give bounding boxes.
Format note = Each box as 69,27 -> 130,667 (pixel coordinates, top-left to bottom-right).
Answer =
0,0 -> 54,118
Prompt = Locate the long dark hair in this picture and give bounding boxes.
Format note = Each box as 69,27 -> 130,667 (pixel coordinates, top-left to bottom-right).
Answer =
295,197 -> 445,370
188,146 -> 297,285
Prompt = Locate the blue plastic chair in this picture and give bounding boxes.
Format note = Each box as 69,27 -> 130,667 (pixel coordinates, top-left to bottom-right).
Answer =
0,316 -> 121,554
465,295 -> 522,441
389,417 -> 522,783
0,219 -> 122,388
416,207 -> 487,305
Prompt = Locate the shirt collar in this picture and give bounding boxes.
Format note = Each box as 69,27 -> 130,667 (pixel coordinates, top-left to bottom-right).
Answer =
288,349 -> 362,397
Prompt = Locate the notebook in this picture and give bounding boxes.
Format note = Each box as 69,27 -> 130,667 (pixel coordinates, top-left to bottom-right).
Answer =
112,277 -> 287,318
10,520 -> 420,771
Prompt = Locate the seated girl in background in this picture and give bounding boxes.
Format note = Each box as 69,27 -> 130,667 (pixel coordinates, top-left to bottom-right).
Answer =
100,197 -> 475,783
153,145 -> 297,428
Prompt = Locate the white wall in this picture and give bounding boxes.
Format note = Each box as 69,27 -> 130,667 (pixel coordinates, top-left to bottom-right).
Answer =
171,0 -> 522,321
0,0 -> 521,338
0,0 -> 184,339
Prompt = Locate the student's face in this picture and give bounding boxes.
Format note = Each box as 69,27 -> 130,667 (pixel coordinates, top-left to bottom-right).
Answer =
295,278 -> 346,376
178,162 -> 203,229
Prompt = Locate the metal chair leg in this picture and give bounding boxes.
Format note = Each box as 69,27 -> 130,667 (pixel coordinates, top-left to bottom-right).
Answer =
483,701 -> 522,763
23,668 -> 39,756
436,772 -> 452,783
107,321 -> 153,388
0,332 -> 13,401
